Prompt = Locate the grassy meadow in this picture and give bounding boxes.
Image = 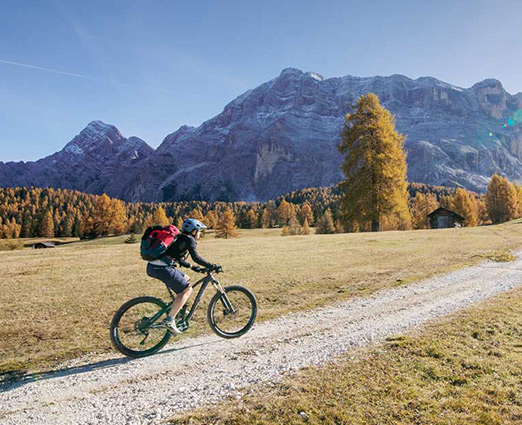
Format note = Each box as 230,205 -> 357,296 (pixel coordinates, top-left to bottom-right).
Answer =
171,283 -> 522,425
1,222 -> 522,378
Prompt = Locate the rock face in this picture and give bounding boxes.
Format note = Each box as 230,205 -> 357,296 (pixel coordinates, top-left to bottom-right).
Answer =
122,68 -> 522,201
1,69 -> 522,201
0,121 -> 154,196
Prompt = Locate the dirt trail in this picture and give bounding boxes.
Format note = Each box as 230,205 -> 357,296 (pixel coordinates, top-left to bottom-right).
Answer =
2,255 -> 522,425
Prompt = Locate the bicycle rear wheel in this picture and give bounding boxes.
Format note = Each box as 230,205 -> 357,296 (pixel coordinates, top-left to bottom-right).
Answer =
110,296 -> 171,358
207,285 -> 257,339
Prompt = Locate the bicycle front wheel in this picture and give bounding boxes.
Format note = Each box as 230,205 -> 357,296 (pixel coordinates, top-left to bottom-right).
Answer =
110,296 -> 171,358
207,285 -> 257,339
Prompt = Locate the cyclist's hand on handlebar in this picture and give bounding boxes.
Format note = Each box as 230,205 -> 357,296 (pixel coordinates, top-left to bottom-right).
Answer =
191,265 -> 204,273
212,264 -> 223,273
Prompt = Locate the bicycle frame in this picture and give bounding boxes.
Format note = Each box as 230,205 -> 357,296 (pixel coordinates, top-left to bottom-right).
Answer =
143,271 -> 227,329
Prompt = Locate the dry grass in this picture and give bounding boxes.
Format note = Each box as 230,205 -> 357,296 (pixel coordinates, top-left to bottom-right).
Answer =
1,221 -> 522,377
170,286 -> 522,425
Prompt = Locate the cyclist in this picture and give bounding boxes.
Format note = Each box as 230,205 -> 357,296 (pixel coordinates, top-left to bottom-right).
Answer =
146,218 -> 221,334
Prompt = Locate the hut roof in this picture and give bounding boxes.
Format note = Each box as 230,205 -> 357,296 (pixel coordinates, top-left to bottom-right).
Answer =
427,207 -> 465,221
34,242 -> 56,248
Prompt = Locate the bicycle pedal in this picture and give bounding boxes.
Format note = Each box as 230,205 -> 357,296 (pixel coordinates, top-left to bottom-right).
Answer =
176,320 -> 189,332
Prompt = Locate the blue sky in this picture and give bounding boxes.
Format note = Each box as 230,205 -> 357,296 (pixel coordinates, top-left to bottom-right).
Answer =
1,0 -> 521,161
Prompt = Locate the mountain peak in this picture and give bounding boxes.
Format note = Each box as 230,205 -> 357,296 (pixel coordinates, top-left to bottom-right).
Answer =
63,121 -> 125,155
279,67 -> 304,77
472,78 -> 505,91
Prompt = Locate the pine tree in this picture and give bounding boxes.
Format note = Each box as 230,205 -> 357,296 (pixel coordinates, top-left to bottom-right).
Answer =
152,207 -> 170,226
215,208 -> 239,239
315,209 -> 336,234
338,93 -> 410,232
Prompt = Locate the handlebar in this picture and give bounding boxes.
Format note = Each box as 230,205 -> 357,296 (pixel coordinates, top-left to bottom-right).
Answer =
192,266 -> 223,274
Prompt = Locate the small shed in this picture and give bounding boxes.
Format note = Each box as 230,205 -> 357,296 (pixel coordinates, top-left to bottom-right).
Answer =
33,242 -> 56,249
428,207 -> 465,229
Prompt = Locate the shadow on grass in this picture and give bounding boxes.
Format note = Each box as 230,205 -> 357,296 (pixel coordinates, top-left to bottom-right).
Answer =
0,340 -> 217,393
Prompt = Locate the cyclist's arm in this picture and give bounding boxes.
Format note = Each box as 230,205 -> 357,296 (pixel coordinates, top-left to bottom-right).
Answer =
187,239 -> 214,269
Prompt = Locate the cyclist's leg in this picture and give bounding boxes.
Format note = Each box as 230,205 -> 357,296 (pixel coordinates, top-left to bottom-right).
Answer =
147,264 -> 193,318
169,285 -> 193,319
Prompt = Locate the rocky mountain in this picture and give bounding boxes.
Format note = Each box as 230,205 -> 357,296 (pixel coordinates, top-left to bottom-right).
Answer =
0,121 -> 154,197
119,68 -> 522,202
1,69 -> 521,202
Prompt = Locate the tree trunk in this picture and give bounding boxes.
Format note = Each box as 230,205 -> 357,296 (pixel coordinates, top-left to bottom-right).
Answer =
371,219 -> 379,232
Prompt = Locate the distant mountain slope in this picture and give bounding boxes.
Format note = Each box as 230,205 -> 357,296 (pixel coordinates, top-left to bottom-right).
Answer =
0,121 -> 154,197
1,69 -> 521,201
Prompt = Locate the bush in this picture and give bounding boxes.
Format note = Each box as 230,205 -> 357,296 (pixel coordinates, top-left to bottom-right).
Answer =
125,234 -> 138,244
0,240 -> 24,251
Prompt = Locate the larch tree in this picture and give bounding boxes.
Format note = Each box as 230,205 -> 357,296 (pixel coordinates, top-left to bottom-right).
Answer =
152,207 -> 170,226
513,182 -> 522,218
244,209 -> 258,229
276,199 -> 293,226
410,192 -> 439,229
39,210 -> 55,238
215,208 -> 239,239
299,202 -> 314,225
486,175 -> 518,224
451,188 -> 478,227
205,210 -> 219,229
337,93 -> 410,231
302,218 -> 311,235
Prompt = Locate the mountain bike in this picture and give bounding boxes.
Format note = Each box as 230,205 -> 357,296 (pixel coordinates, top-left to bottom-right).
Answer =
110,266 -> 257,358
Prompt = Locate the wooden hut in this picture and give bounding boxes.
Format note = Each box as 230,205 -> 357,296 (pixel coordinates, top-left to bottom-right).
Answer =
428,207 -> 465,229
33,242 -> 56,249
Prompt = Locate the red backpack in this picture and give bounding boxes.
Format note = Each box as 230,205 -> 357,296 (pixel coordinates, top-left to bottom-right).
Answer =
140,225 -> 180,261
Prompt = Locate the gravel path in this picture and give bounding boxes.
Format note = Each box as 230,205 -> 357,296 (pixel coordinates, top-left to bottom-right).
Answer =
2,255 -> 522,425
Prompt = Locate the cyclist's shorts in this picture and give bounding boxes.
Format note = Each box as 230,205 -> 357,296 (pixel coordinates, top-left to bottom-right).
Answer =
146,263 -> 190,294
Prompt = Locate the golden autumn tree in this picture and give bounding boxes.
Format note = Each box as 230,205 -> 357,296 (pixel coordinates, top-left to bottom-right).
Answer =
513,182 -> 522,218
451,188 -> 478,227
302,218 -> 311,235
215,208 -> 239,239
204,210 -> 219,229
39,210 -> 55,238
337,93 -> 410,231
485,175 -> 518,224
152,207 -> 170,226
244,209 -> 258,229
276,199 -> 292,226
110,199 -> 128,235
299,202 -> 314,225
410,192 -> 439,229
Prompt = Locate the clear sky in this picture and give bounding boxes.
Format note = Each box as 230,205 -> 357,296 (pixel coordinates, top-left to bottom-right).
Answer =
1,0 -> 521,161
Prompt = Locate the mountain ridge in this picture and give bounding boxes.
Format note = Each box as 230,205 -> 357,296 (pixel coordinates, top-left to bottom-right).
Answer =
1,68 -> 521,201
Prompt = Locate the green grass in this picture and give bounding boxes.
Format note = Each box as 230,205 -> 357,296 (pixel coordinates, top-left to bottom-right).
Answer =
170,286 -> 522,425
1,222 -> 522,377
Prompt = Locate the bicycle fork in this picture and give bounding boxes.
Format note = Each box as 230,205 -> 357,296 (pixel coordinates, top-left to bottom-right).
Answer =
212,278 -> 236,314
